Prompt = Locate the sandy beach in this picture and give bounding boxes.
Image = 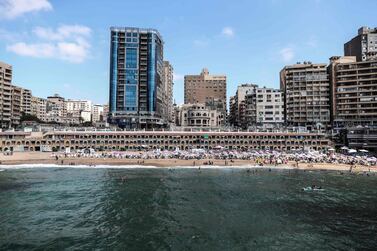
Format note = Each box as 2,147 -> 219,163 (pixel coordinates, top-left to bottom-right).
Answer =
1,151 -> 376,173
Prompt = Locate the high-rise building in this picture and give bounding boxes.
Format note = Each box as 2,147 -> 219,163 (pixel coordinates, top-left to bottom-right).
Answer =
344,27 -> 377,62
92,104 -> 104,122
329,56 -> 377,127
184,68 -> 226,108
109,27 -> 167,129
10,85 -> 21,127
20,88 -> 32,115
31,96 -> 47,122
163,61 -> 174,123
46,94 -> 66,123
184,68 -> 227,125
229,83 -> 257,127
280,62 -> 330,130
0,61 -> 12,129
245,87 -> 284,128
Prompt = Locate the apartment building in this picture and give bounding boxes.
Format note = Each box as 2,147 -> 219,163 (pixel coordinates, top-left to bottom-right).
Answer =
329,56 -> 377,127
245,87 -> 284,128
163,61 -> 174,124
344,26 -> 377,62
229,83 -> 257,127
184,68 -> 227,118
0,61 -> 12,129
65,99 -> 92,123
31,96 -> 48,122
92,104 -> 104,122
46,94 -> 66,123
10,85 -> 22,127
280,62 -> 330,130
20,88 -> 32,115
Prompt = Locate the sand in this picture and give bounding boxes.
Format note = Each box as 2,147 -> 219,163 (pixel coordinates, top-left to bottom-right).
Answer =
1,151 -> 376,173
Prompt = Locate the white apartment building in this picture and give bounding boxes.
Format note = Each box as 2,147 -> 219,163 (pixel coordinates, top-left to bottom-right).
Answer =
246,87 -> 284,127
92,104 -> 104,122
65,99 -> 92,123
255,88 -> 284,124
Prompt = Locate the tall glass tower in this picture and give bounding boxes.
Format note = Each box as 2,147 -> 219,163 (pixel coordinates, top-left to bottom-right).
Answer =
109,27 -> 166,129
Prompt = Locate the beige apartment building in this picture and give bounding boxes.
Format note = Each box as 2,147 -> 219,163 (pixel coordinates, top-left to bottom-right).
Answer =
20,88 -> 32,115
184,68 -> 227,115
329,56 -> 377,126
280,62 -> 330,130
10,85 -> 22,127
163,61 -> 174,123
31,96 -> 48,122
0,61 -> 13,129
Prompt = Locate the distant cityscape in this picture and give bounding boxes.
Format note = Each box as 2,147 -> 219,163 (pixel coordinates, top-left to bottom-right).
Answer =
1,26 -> 377,150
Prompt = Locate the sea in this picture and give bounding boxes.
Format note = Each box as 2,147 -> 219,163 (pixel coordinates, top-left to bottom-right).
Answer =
0,165 -> 376,250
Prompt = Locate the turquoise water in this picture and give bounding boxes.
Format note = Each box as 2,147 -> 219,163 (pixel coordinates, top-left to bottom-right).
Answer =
0,166 -> 377,250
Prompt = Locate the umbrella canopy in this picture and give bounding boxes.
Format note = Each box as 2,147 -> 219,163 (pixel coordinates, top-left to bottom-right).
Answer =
348,149 -> 357,153
341,146 -> 349,150
359,149 -> 369,153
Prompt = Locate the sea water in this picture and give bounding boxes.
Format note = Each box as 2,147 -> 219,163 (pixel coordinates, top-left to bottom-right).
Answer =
0,166 -> 376,250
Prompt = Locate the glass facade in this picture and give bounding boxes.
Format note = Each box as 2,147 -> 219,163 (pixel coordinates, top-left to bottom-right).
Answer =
109,31 -> 118,113
109,27 -> 165,128
147,34 -> 156,113
125,47 -> 138,112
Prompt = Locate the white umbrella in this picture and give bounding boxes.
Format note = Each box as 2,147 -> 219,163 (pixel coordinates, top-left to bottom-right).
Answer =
341,146 -> 349,150
359,149 -> 369,153
348,149 -> 357,153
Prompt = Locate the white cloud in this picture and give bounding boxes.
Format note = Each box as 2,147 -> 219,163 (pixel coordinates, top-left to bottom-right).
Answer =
221,26 -> 234,37
279,47 -> 294,62
6,24 -> 92,63
0,0 -> 52,19
173,73 -> 183,82
33,25 -> 91,41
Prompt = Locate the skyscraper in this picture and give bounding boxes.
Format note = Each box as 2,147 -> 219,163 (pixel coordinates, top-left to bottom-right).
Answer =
108,27 -> 167,129
344,26 -> 377,62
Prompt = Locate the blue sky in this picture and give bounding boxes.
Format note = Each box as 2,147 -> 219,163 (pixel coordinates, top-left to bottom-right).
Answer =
0,0 -> 376,105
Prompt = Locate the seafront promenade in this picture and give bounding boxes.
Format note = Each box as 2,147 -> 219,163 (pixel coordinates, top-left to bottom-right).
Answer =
0,130 -> 331,152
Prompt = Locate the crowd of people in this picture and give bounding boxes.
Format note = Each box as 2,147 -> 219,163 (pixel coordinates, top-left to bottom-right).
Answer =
51,148 -> 377,167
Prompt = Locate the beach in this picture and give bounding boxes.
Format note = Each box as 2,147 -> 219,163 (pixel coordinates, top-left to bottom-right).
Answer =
1,151 -> 376,173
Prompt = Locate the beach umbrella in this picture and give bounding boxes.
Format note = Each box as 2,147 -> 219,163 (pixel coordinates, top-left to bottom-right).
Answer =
359,149 -> 369,153
348,149 -> 357,153
341,146 -> 349,150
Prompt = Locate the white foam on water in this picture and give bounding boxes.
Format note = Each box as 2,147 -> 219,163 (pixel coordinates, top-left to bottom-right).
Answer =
0,163 -> 294,170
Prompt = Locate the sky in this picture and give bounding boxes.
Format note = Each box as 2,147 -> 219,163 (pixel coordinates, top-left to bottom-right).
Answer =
0,0 -> 376,105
